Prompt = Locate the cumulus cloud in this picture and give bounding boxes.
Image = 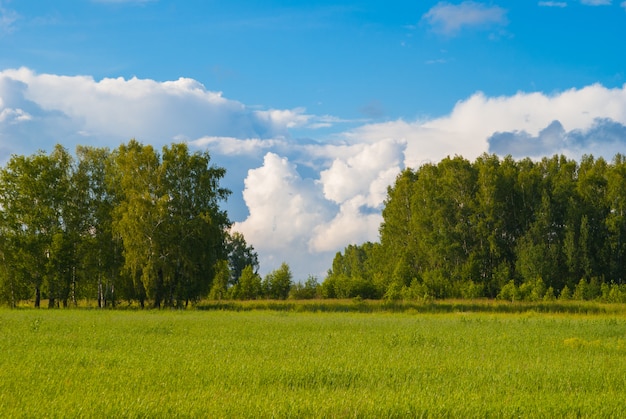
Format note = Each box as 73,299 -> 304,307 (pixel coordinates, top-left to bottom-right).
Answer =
232,139 -> 405,277
232,153 -> 336,277
309,198 -> 383,253
489,118 -> 626,158
320,138 -> 404,205
0,67 -> 316,161
389,84 -> 626,165
422,1 -> 508,36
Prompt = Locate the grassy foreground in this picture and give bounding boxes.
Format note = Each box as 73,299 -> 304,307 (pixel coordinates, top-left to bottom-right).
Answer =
1,307 -> 626,417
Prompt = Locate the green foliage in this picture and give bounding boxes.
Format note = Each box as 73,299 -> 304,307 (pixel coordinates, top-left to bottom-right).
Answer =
325,153 -> 626,302
543,286 -> 556,301
208,260 -> 230,300
0,141 -> 236,308
263,262 -> 293,300
456,280 -> 485,299
229,265 -> 262,300
573,278 -> 588,301
400,278 -> 430,301
289,276 -> 320,300
498,280 -> 520,302
226,231 -> 259,286
322,242 -> 383,299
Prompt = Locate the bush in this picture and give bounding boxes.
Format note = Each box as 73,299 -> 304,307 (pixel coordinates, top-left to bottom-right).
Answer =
289,276 -> 320,300
573,278 -> 588,301
454,280 -> 484,299
422,269 -> 452,299
401,278 -> 429,301
543,286 -> 556,301
607,283 -> 626,303
498,280 -> 520,302
263,263 -> 293,300
587,277 -> 601,300
383,280 -> 403,301
519,278 -> 546,302
230,265 -> 262,300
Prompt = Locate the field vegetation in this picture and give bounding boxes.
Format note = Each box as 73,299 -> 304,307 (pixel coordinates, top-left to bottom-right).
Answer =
2,304 -> 626,417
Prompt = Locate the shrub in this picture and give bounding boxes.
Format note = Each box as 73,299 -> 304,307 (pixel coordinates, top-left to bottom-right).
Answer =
401,278 -> 429,301
383,280 -> 403,301
573,278 -> 588,301
230,265 -> 262,300
289,276 -> 320,300
498,280 -> 520,302
422,269 -> 451,299
543,286 -> 556,301
455,280 -> 484,299
263,262 -> 293,300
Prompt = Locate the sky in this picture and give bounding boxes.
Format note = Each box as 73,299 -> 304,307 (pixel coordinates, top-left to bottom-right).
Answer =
1,0 -> 626,280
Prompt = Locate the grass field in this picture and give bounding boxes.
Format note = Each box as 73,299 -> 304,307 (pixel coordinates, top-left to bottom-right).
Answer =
1,305 -> 626,417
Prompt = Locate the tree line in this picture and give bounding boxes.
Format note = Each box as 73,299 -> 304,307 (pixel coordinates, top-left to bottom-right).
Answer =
322,153 -> 626,302
8,143 -> 626,307
0,141 -> 273,308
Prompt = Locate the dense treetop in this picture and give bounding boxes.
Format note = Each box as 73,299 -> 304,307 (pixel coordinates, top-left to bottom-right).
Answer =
323,153 -> 626,302
0,141 -> 265,308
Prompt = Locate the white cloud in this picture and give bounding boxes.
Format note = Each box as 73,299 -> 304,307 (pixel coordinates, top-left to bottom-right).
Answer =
422,1 -> 508,36
538,1 -> 567,7
0,3 -> 18,34
398,84 -> 626,164
0,67 -> 308,160
580,0 -> 611,4
319,138 -> 404,205
0,107 -> 31,123
235,153 -> 329,250
489,118 -> 626,158
231,140 -> 405,277
254,108 -> 312,129
232,153 -> 336,278
310,197 -> 382,253
621,0 -> 626,8
192,136 -> 287,157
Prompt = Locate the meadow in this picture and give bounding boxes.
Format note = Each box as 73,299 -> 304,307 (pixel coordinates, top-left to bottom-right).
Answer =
1,304 -> 626,417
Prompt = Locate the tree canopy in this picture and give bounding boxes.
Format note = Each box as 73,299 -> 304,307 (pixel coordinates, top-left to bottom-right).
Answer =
0,141 -> 244,308
324,153 -> 626,302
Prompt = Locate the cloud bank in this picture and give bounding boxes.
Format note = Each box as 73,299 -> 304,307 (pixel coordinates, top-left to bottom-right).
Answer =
0,67 -> 317,159
3,67 -> 626,279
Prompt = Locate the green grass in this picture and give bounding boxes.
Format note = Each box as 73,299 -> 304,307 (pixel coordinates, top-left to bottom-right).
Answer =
1,307 -> 626,417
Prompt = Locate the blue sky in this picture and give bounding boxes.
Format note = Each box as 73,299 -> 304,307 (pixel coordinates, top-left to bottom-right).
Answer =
2,0 -> 626,279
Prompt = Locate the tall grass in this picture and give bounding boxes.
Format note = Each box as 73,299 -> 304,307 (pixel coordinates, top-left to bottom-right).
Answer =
198,298 -> 626,315
1,309 -> 626,417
